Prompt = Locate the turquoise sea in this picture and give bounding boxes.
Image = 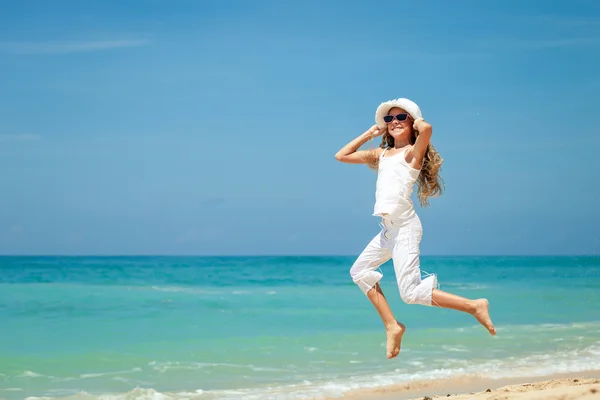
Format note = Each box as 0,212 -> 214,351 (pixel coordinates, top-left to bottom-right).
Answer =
1,256 -> 599,399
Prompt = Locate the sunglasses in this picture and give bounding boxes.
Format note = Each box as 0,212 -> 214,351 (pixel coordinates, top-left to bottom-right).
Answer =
383,113 -> 409,124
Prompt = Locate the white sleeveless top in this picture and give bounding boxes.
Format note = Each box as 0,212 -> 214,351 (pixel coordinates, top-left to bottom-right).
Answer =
373,147 -> 421,218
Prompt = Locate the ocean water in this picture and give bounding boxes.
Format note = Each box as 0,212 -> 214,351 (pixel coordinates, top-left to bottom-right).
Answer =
1,255 -> 599,400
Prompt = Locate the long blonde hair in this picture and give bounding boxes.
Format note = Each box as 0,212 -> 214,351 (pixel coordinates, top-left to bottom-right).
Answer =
366,126 -> 445,207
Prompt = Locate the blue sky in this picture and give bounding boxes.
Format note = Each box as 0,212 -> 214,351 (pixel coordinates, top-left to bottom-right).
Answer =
1,0 -> 599,256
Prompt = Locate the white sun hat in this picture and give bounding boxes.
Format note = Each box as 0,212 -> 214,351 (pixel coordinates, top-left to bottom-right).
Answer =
375,98 -> 423,128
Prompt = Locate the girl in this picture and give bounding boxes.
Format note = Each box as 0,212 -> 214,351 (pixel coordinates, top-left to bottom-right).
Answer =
335,98 -> 495,359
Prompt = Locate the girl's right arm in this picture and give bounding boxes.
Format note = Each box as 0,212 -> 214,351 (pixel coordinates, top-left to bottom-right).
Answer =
335,125 -> 382,164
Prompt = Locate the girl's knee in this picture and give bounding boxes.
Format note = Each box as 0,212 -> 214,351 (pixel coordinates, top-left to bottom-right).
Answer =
349,262 -> 362,280
352,269 -> 384,294
400,289 -> 417,304
398,274 -> 438,306
400,286 -> 430,305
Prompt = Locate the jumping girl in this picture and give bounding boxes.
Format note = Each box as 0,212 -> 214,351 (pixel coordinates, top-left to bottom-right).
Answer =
335,98 -> 496,359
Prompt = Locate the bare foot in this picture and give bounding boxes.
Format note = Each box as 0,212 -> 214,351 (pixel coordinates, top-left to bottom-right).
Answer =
385,321 -> 406,359
472,299 -> 496,335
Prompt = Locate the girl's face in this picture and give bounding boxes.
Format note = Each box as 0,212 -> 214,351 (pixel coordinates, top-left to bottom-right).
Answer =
385,107 -> 413,140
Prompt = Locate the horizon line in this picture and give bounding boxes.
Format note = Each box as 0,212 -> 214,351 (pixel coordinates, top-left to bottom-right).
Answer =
0,254 -> 597,258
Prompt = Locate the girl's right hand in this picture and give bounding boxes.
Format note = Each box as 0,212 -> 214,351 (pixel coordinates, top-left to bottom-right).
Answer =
335,125 -> 384,164
368,125 -> 383,138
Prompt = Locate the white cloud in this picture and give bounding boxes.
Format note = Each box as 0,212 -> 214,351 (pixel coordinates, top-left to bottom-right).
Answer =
517,15 -> 600,27
174,226 -> 225,244
0,133 -> 41,142
0,39 -> 149,55
467,36 -> 600,54
517,37 -> 600,49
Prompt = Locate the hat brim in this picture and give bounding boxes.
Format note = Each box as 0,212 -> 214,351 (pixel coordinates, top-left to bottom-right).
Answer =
375,98 -> 422,128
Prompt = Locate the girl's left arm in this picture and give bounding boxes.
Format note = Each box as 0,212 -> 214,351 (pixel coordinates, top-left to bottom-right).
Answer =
411,118 -> 432,163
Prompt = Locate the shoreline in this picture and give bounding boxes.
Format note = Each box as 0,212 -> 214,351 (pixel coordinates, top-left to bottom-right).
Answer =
330,370 -> 600,400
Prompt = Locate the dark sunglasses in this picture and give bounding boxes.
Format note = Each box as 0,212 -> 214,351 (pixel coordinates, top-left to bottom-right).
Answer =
383,113 -> 409,123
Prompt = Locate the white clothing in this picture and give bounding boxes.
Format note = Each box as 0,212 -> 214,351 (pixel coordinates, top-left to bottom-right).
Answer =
373,148 -> 421,218
350,147 -> 438,306
350,214 -> 437,305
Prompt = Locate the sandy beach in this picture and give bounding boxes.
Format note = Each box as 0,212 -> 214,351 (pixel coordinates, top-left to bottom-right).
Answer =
333,372 -> 600,400
440,378 -> 600,400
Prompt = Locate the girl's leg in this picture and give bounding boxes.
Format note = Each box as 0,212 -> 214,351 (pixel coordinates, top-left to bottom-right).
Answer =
350,229 -> 405,359
391,221 -> 438,306
431,290 -> 496,335
391,217 -> 496,335
366,283 -> 406,359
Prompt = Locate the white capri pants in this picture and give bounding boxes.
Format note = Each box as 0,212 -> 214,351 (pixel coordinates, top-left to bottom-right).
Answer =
350,214 -> 438,306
